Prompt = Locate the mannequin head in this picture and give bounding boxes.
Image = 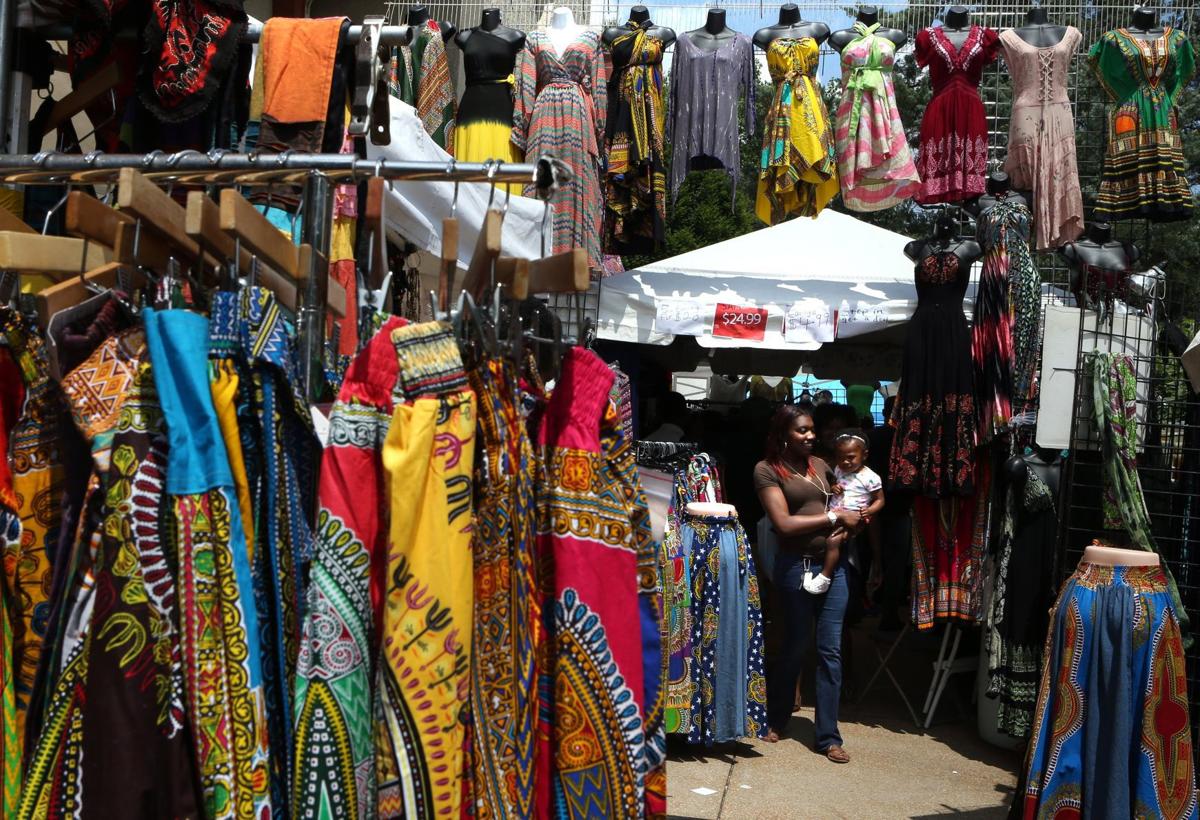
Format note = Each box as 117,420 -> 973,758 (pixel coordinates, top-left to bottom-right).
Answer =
934,212 -> 957,242
857,5 -> 879,26
480,7 -> 501,29
550,6 -> 575,29
705,8 -> 727,34
1025,5 -> 1048,24
1131,5 -> 1158,29
987,171 -> 1010,196
1087,221 -> 1114,244
407,4 -> 430,25
628,4 -> 651,24
854,4 -> 883,26
778,3 -> 801,25
944,5 -> 970,28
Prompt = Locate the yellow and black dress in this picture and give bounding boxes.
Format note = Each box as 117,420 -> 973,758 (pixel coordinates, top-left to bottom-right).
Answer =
456,30 -> 523,189
604,24 -> 667,255
756,37 -> 839,224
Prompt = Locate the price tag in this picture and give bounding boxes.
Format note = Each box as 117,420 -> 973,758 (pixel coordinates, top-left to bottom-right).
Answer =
712,303 -> 768,341
783,302 -> 836,344
839,302 -> 889,330
654,299 -> 710,335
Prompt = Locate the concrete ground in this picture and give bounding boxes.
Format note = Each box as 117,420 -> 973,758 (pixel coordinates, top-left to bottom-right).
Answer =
666,623 -> 1023,819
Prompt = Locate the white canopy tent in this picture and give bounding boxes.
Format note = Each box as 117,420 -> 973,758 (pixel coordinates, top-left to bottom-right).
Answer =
597,209 -> 944,356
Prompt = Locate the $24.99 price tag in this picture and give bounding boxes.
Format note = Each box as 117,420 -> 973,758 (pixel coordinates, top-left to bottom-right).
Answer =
712,303 -> 768,341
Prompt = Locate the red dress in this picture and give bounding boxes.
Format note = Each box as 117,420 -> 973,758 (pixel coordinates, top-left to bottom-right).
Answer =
914,25 -> 999,203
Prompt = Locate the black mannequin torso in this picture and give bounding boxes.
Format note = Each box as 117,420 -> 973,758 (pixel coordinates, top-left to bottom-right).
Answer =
829,6 -> 906,51
603,6 -> 677,49
969,171 -> 1029,215
939,6 -> 973,50
455,8 -> 526,52
407,5 -> 456,42
1126,6 -> 1166,39
683,9 -> 738,51
1060,223 -> 1140,271
904,216 -> 983,269
1005,449 -> 1061,499
1011,6 -> 1068,48
753,4 -> 830,49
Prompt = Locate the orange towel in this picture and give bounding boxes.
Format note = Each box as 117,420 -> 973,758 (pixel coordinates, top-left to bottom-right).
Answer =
261,16 -> 346,124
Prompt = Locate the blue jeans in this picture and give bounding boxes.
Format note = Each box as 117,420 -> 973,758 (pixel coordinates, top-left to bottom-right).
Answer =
769,553 -> 848,751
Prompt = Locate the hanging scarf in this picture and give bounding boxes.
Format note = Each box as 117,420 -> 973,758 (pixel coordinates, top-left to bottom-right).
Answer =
1088,350 -> 1190,644
140,0 -> 248,122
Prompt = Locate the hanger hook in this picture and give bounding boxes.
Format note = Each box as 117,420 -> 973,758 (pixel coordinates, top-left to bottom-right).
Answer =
540,199 -> 550,258
42,186 -> 71,235
446,158 -> 460,218
486,159 -> 498,210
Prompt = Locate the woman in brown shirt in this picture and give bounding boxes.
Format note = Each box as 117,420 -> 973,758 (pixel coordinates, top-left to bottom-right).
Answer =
754,405 -> 861,761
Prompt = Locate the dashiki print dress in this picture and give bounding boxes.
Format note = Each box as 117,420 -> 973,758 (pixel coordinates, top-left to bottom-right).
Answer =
913,25 -> 999,204
1090,27 -> 1195,221
514,29 -> 608,270
391,20 -> 456,151
757,36 -> 839,224
834,23 -> 921,211
604,23 -> 668,254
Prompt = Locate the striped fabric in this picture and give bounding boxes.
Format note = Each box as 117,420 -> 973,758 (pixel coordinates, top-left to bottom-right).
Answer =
513,30 -> 608,270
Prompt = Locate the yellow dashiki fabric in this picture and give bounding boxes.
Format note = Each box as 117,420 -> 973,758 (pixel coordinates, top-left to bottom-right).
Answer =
756,37 -> 839,224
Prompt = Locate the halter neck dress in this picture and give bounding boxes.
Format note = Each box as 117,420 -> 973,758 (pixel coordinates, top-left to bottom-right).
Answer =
833,23 -> 921,211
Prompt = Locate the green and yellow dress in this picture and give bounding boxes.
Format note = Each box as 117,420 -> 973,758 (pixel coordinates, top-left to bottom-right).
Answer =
455,30 -> 523,190
1090,27 -> 1195,221
756,37 -> 839,225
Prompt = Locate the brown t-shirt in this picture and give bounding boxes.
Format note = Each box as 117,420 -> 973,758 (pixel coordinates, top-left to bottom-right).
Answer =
753,457 -> 835,556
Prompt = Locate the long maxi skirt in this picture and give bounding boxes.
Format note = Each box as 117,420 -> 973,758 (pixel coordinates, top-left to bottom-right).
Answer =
679,512 -> 767,745
1020,562 -> 1197,819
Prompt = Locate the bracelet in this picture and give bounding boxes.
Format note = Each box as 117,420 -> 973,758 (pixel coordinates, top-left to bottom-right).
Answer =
826,511 -> 838,527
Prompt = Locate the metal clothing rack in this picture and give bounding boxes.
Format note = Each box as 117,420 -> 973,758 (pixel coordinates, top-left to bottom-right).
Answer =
0,149 -> 569,399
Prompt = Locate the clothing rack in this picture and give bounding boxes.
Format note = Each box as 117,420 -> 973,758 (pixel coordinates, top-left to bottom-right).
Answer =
0,151 -> 568,189
0,150 -> 569,399
636,440 -> 700,468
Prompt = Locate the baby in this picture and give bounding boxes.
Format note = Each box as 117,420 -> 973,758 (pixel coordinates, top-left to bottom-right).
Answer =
803,430 -> 886,594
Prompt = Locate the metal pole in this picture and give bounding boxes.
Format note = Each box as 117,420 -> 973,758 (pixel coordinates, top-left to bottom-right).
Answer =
0,0 -> 13,153
298,170 -> 331,401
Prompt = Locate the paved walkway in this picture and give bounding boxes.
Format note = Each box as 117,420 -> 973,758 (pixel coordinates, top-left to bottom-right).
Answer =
667,625 -> 1023,819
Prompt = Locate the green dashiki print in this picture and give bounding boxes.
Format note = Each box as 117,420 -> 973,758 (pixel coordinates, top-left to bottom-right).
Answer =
1089,27 -> 1195,222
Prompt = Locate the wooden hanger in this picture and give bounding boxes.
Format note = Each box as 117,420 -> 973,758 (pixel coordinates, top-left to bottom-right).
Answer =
364,177 -> 388,291
0,208 -> 32,235
33,261 -> 146,326
44,61 -> 122,135
218,188 -> 346,318
492,257 -> 530,299
527,247 -> 589,294
184,191 -> 304,313
116,168 -> 213,276
65,191 -> 174,273
459,208 -> 503,300
0,231 -> 110,278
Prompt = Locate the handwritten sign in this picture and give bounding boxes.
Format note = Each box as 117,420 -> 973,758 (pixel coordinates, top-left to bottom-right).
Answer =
783,302 -> 836,344
838,302 -> 890,333
712,303 -> 768,341
654,299 -> 710,335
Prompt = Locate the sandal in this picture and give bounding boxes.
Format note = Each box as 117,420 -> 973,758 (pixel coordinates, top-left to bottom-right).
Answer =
763,729 -> 781,743
824,745 -> 850,764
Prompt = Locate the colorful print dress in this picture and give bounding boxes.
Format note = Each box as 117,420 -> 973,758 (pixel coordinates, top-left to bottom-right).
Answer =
972,199 -> 1040,440
1090,27 -> 1196,222
1020,563 -> 1197,819
1001,27 -> 1084,250
604,23 -> 668,254
514,29 -> 608,271
391,20 -> 455,151
756,36 -> 839,224
914,25 -> 999,203
834,23 -> 921,211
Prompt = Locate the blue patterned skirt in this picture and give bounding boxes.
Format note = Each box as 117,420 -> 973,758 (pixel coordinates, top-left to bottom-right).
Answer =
1020,562 -> 1197,819
680,513 -> 767,745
